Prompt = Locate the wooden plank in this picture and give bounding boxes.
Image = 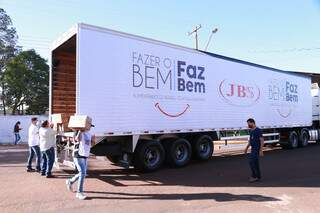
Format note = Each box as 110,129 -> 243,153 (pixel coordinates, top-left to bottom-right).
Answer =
52,88 -> 75,93
53,98 -> 76,102
52,106 -> 76,110
52,109 -> 75,112
52,88 -> 76,92
53,65 -> 76,70
52,105 -> 75,109
53,91 -> 76,96
52,98 -> 76,102
52,102 -> 76,106
55,53 -> 76,61
52,79 -> 76,84
52,100 -> 76,105
53,82 -> 76,87
53,71 -> 75,77
52,77 -> 74,81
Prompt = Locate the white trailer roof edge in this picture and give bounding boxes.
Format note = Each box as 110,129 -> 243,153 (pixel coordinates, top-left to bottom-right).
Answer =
50,24 -> 78,51
51,23 -> 320,76
77,24 -> 320,75
77,23 -> 206,56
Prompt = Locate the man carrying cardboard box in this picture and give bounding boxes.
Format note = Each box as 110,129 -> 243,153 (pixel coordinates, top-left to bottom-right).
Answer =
65,115 -> 95,200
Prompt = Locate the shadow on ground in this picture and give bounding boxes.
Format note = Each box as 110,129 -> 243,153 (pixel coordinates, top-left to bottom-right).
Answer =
85,191 -> 280,202
82,143 -> 320,188
3,143 -> 320,189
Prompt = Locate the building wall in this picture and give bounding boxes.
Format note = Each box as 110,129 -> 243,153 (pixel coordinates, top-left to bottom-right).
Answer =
0,115 -> 48,144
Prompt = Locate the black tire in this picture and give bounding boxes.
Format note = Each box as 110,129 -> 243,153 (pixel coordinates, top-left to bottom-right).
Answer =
133,140 -> 165,172
317,130 -> 320,144
287,131 -> 298,149
192,135 -> 214,160
298,129 -> 309,147
106,155 -> 121,164
165,138 -> 192,167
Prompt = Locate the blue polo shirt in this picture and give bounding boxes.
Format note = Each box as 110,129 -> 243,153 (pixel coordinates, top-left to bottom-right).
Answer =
249,127 -> 263,154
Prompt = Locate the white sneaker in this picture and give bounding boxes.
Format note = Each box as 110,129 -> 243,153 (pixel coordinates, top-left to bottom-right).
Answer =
76,192 -> 87,200
65,180 -> 72,192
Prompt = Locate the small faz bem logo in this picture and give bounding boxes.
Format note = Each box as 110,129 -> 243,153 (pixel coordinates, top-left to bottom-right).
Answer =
219,79 -> 260,107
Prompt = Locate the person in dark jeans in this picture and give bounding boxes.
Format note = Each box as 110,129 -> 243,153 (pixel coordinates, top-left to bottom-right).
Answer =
40,147 -> 55,177
39,120 -> 57,178
27,146 -> 41,172
244,118 -> 264,183
14,121 -> 22,145
27,117 -> 41,172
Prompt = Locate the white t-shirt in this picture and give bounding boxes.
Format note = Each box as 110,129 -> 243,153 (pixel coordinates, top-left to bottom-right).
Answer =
78,132 -> 92,158
39,127 -> 57,151
28,124 -> 39,147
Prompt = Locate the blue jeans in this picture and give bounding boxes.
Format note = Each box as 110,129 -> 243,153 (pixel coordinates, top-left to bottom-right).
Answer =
27,146 -> 41,170
41,147 -> 55,176
69,157 -> 87,193
14,133 -> 20,145
249,152 -> 261,179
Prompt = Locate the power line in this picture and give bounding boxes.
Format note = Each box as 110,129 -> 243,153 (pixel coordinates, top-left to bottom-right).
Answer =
250,47 -> 320,54
19,38 -> 52,42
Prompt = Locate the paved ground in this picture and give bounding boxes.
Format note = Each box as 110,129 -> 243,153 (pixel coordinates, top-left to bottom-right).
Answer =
1,143 -> 320,213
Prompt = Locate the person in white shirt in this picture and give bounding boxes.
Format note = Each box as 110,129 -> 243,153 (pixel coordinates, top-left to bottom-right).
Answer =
66,124 -> 95,200
27,117 -> 41,172
39,120 -> 57,178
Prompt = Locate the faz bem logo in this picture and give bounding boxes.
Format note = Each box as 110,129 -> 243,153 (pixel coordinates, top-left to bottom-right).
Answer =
219,79 -> 260,107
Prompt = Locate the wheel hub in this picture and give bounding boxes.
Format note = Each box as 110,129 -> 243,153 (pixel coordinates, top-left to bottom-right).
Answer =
145,148 -> 159,167
175,145 -> 187,161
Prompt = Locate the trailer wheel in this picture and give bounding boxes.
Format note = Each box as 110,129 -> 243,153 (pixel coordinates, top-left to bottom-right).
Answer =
166,138 -> 192,167
106,155 -> 121,164
298,129 -> 309,147
133,140 -> 165,172
192,135 -> 213,160
287,131 -> 298,149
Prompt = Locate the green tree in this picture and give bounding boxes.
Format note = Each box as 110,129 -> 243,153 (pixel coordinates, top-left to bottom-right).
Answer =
3,50 -> 49,115
0,8 -> 19,115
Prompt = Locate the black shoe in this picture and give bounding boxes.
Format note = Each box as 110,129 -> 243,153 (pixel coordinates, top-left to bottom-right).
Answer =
249,177 -> 261,183
46,174 -> 54,178
27,168 -> 35,172
41,173 -> 46,176
36,169 -> 41,173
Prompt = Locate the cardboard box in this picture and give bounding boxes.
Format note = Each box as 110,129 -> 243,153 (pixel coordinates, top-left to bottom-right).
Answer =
51,113 -> 68,124
51,113 -> 71,132
68,115 -> 93,130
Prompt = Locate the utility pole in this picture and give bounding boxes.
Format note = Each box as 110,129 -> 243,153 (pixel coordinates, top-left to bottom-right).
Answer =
188,24 -> 202,50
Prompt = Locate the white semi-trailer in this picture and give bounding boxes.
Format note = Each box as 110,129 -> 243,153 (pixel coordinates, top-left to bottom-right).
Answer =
50,23 -> 320,172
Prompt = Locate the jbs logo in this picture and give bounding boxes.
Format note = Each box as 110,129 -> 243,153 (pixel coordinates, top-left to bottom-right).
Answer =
225,84 -> 255,98
219,79 -> 260,107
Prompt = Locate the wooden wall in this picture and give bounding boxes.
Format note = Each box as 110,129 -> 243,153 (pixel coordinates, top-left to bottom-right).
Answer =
51,51 -> 76,116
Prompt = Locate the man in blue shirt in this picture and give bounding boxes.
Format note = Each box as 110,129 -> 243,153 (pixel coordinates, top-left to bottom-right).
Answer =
244,118 -> 264,183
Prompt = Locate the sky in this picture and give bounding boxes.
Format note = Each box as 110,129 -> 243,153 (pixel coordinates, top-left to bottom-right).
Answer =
1,0 -> 320,73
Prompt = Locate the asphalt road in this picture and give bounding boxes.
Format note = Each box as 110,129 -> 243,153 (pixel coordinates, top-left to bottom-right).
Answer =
1,143 -> 320,213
